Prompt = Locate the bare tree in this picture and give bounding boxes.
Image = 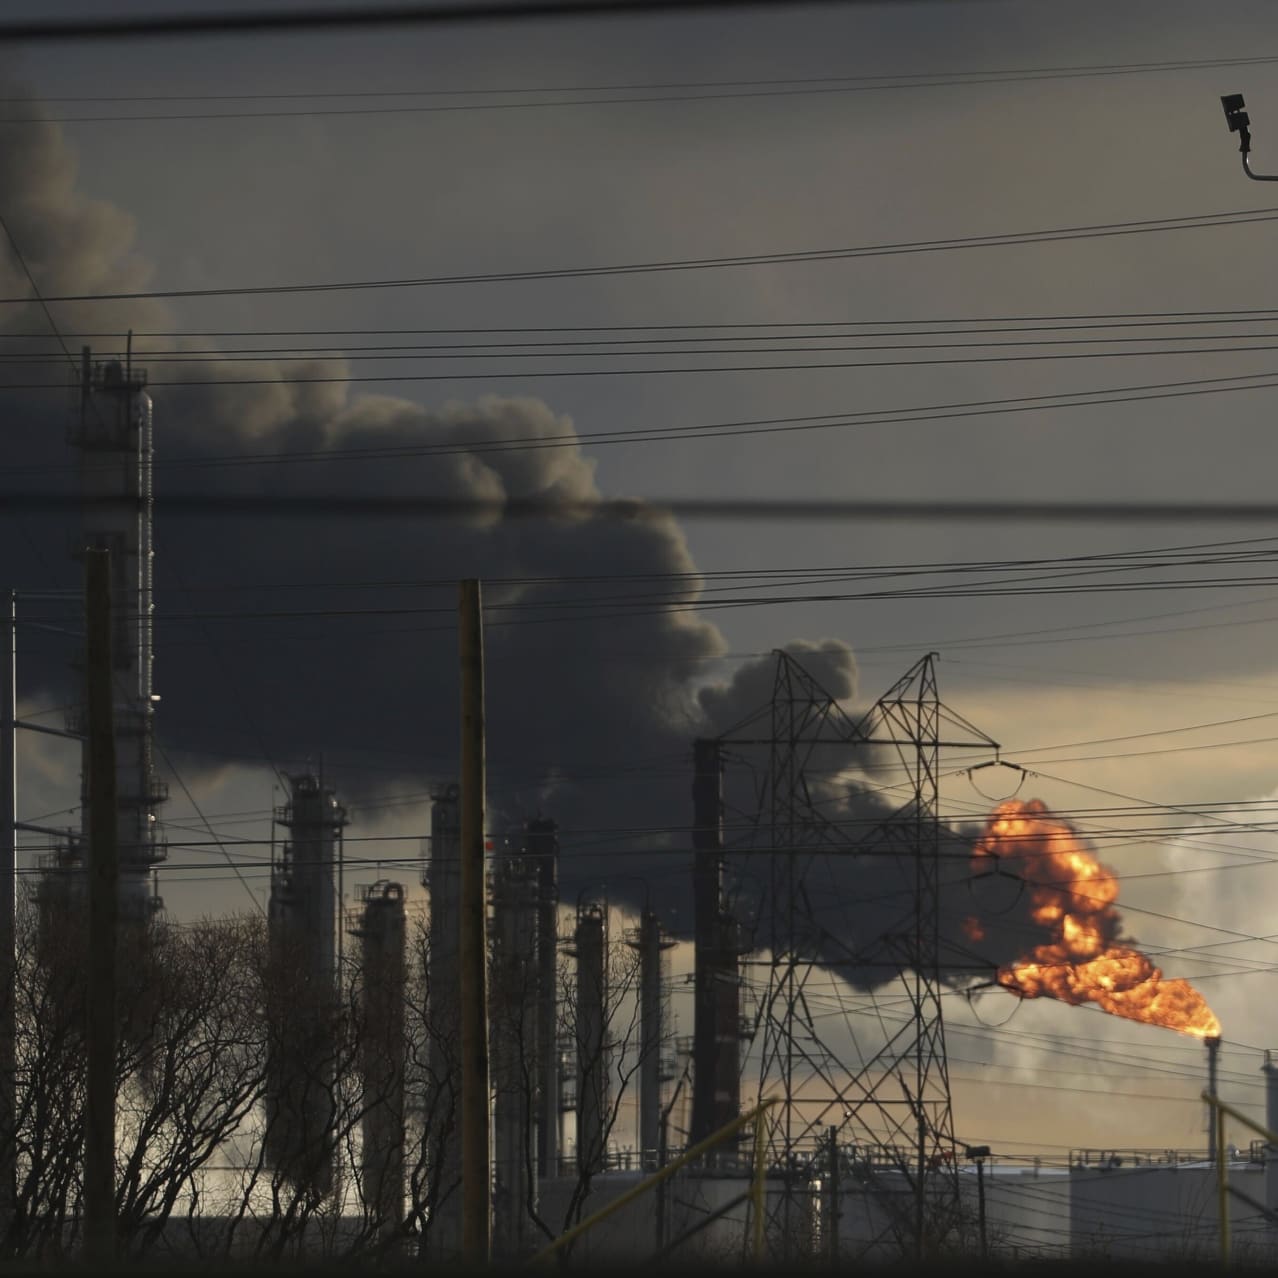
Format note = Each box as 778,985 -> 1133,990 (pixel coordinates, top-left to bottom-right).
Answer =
10,901 -> 276,1261
403,911 -> 460,1257
553,912 -> 649,1241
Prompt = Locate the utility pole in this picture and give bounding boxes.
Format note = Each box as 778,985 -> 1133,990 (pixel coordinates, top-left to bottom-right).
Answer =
458,578 -> 490,1266
965,1145 -> 990,1260
0,590 -> 15,1245
84,548 -> 118,1264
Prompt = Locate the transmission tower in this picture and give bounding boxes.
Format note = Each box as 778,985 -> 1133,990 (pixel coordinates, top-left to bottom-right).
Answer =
713,650 -> 997,1261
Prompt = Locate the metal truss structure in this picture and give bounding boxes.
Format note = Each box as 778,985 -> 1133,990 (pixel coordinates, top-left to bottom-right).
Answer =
713,650 -> 998,1261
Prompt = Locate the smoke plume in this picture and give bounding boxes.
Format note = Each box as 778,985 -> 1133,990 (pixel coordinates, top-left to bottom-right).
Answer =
0,88 -> 1063,996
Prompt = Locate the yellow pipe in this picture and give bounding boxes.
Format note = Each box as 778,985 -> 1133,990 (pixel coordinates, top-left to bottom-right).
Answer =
751,1098 -> 770,1262
1201,1089 -> 1278,1147
528,1097 -> 779,1266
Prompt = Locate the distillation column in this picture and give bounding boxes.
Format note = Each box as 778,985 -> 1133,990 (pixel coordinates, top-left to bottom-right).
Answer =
526,817 -> 560,1178
628,909 -> 674,1169
690,738 -> 741,1147
424,784 -> 462,1254
571,903 -> 608,1176
265,771 -> 346,1194
351,880 -> 406,1231
490,848 -> 539,1257
50,349 -> 167,918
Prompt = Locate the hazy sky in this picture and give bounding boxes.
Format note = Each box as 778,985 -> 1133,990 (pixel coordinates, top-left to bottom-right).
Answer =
7,0 -> 1278,1179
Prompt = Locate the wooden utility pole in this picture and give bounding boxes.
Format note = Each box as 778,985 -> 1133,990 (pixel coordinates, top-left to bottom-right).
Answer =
458,578 -> 490,1265
84,549 -> 118,1263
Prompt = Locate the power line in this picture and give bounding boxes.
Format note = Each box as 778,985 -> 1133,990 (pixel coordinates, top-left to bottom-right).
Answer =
17,48 -> 1278,109
8,352 -> 1278,392
7,206 -> 1278,306
4,369 -> 1273,473
21,307 -> 1278,334
18,335 -> 1278,361
11,493 -> 1278,524
0,0 -> 952,44
38,575 -> 1278,629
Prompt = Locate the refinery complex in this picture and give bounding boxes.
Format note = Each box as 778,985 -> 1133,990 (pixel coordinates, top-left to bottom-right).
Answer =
4,2 -> 1278,1268
3,350 -> 1274,1266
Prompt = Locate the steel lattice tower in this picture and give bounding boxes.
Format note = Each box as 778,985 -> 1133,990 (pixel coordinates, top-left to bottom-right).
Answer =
713,651 -> 997,1261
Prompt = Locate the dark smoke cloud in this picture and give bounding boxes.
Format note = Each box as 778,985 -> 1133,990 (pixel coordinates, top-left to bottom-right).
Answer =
0,90 -> 1023,987
697,645 -> 1019,990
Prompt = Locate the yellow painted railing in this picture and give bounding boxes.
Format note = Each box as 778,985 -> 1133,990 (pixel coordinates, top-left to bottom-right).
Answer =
1200,1089 -> 1278,1265
528,1096 -> 778,1267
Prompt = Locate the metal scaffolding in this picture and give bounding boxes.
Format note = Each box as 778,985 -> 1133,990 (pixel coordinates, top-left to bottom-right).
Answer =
709,650 -> 997,1261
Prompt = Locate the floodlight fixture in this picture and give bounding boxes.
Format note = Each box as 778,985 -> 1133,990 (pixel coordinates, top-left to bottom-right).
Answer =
1222,93 -> 1250,140
1221,91 -> 1278,181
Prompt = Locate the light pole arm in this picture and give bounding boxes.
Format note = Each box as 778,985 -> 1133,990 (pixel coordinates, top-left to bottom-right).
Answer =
1222,96 -> 1278,179
1243,149 -> 1278,181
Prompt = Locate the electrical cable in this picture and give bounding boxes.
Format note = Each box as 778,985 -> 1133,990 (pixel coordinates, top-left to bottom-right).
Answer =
8,205 -> 1278,306
17,47 -> 1278,121
0,0 -> 958,44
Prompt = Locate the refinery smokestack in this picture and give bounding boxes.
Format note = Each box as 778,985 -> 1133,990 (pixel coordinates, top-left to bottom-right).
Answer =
526,817 -> 560,1179
571,901 -> 608,1177
1206,1035 -> 1221,1163
1262,1050 -> 1278,1214
44,347 -> 167,920
690,739 -> 741,1148
424,784 -> 462,1256
351,880 -> 406,1232
628,908 -> 673,1169
265,770 -> 346,1194
490,844 -> 539,1258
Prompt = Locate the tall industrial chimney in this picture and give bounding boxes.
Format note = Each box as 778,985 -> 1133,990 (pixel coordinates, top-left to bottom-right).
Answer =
690,739 -> 741,1147
1206,1035 -> 1221,1162
43,347 -> 167,920
629,908 -> 673,1168
570,902 -> 608,1176
490,846 -> 539,1257
526,817 -> 560,1179
424,784 -> 463,1254
351,880 -> 406,1232
265,770 -> 346,1194
1261,1050 -> 1278,1213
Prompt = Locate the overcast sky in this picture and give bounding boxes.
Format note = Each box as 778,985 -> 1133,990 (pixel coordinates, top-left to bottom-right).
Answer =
7,0 -> 1278,1170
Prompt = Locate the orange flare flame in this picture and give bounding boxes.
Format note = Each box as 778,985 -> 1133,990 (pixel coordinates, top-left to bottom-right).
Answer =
969,798 -> 1221,1039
